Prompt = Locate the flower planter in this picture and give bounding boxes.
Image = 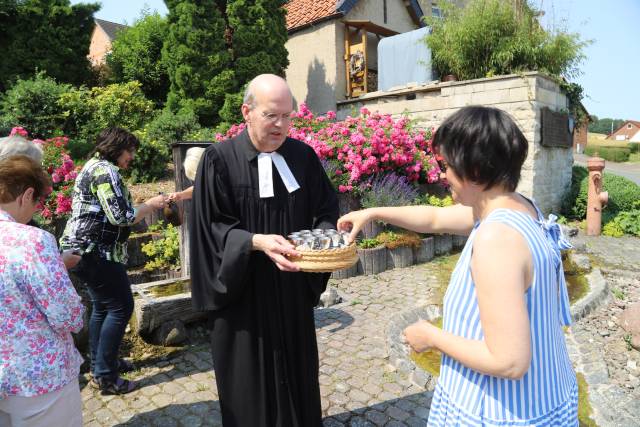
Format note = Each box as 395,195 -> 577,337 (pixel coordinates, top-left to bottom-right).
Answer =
434,234 -> 453,256
126,232 -> 160,269
331,262 -> 360,279
387,246 -> 414,269
358,245 -> 387,275
452,234 -> 468,250
361,221 -> 384,239
414,237 -> 435,264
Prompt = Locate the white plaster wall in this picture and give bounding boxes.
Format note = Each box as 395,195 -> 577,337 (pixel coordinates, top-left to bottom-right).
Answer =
336,73 -> 574,214
285,20 -> 340,114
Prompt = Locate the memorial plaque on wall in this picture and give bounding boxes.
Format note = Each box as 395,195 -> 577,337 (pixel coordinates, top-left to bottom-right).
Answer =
540,107 -> 572,147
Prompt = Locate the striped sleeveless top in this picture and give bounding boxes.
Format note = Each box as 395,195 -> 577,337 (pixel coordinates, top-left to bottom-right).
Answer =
428,202 -> 578,426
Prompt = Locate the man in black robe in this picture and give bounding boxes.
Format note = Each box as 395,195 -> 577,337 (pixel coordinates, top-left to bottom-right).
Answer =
189,74 -> 339,426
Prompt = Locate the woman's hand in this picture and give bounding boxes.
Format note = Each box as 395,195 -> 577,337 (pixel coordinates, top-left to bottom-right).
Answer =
61,250 -> 82,270
337,209 -> 373,244
145,194 -> 167,210
403,320 -> 438,353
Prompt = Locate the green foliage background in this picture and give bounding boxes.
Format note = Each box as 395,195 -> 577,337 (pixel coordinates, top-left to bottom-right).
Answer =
0,0 -> 99,92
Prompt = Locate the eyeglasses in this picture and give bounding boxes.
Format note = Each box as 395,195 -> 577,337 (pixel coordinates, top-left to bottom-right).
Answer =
261,111 -> 292,123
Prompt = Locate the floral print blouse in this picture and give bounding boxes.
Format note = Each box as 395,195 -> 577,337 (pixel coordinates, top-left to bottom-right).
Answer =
0,209 -> 84,399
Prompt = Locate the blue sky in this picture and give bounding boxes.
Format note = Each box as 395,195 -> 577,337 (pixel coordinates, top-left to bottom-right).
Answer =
74,0 -> 640,120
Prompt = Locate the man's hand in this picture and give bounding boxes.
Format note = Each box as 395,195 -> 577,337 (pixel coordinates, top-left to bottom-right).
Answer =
61,250 -> 82,270
252,234 -> 300,272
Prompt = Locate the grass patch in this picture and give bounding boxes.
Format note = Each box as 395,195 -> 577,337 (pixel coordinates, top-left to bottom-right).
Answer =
577,372 -> 599,426
431,253 -> 461,304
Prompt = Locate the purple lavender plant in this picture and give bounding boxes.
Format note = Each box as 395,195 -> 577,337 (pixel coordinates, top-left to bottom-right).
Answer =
360,173 -> 419,208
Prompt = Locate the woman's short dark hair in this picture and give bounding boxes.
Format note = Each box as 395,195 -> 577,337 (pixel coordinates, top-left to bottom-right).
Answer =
0,155 -> 52,203
93,127 -> 140,164
432,106 -> 528,192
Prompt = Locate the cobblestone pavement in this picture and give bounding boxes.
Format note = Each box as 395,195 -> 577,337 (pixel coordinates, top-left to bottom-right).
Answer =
82,234 -> 640,427
567,234 -> 640,427
82,263 -> 443,427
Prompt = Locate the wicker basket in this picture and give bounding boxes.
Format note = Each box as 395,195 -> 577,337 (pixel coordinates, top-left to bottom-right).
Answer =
288,243 -> 358,273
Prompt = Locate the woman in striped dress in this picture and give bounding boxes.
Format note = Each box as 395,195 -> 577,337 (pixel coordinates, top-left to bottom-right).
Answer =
338,106 -> 578,426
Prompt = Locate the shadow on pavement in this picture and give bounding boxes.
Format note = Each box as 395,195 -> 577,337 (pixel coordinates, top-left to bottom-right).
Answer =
315,307 -> 355,332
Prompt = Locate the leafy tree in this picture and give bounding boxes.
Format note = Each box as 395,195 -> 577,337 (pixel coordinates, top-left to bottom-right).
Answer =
162,0 -> 289,127
588,116 -> 626,135
162,0 -> 230,126
0,0 -> 99,91
107,11 -> 170,106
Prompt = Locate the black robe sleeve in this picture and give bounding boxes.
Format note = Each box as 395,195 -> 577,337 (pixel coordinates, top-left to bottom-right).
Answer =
306,149 -> 340,305
189,146 -> 254,311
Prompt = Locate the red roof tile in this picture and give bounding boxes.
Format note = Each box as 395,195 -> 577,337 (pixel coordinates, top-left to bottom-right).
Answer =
285,0 -> 341,32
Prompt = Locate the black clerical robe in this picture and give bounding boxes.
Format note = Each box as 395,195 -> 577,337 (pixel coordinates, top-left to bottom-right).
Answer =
189,130 -> 339,427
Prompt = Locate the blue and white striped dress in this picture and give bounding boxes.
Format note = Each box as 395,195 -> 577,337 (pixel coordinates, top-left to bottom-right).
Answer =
428,202 -> 578,426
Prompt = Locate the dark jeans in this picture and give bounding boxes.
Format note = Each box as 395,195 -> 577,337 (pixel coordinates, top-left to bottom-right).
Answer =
71,253 -> 133,381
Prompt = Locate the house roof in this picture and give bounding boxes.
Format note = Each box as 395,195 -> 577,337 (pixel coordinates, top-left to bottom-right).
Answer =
95,18 -> 128,41
607,120 -> 640,138
285,0 -> 424,33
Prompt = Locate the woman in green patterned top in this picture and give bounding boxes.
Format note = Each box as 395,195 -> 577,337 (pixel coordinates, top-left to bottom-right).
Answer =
61,128 -> 165,395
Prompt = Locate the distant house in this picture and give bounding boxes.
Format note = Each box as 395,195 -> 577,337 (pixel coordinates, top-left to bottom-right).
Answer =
284,0 -> 430,113
606,120 -> 640,142
88,19 -> 128,66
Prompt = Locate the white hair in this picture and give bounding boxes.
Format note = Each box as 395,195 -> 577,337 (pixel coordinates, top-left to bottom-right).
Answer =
0,135 -> 43,164
183,147 -> 205,181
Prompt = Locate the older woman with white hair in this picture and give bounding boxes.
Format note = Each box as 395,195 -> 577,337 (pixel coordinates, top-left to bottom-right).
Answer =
167,146 -> 205,202
0,134 -> 43,163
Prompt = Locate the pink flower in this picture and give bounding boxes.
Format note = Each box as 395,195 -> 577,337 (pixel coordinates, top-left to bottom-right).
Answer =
326,111 -> 336,120
51,173 -> 61,184
9,127 -> 28,138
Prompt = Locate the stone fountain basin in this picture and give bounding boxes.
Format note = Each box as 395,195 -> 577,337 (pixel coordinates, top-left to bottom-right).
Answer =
387,251 -> 609,390
131,276 -> 206,339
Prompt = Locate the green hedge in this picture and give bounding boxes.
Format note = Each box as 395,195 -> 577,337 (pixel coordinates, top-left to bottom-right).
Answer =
628,143 -> 640,154
584,145 -> 630,162
562,166 -> 640,220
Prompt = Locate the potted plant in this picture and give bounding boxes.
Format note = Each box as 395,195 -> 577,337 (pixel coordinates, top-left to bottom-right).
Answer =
377,230 -> 421,269
357,237 -> 387,275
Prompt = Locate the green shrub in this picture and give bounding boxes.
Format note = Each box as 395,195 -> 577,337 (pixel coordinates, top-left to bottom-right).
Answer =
141,222 -> 180,271
357,238 -> 382,249
126,109 -> 201,183
562,166 -> 640,220
584,145 -> 630,162
424,0 -> 589,81
603,207 -> 640,237
0,72 -> 70,138
628,143 -> 640,154
88,81 -> 155,136
415,194 -> 454,207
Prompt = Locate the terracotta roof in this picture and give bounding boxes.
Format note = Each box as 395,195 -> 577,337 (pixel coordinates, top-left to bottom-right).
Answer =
285,0 -> 340,32
95,18 -> 128,41
607,120 -> 640,139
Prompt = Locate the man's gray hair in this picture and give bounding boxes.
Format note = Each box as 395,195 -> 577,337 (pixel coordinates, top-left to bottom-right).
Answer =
0,135 -> 43,164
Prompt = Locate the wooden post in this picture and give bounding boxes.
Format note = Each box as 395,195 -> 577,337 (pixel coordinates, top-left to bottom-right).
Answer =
172,142 -> 211,277
344,24 -> 351,98
362,30 -> 368,94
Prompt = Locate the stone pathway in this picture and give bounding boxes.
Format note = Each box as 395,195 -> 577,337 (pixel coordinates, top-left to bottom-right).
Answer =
82,263 -> 443,427
81,234 -> 640,427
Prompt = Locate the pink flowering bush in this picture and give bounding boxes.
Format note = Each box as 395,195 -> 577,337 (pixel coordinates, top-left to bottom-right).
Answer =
7,127 -> 77,221
215,104 -> 441,193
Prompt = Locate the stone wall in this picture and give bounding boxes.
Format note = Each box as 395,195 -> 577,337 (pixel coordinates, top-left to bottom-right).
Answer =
336,72 -> 574,215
